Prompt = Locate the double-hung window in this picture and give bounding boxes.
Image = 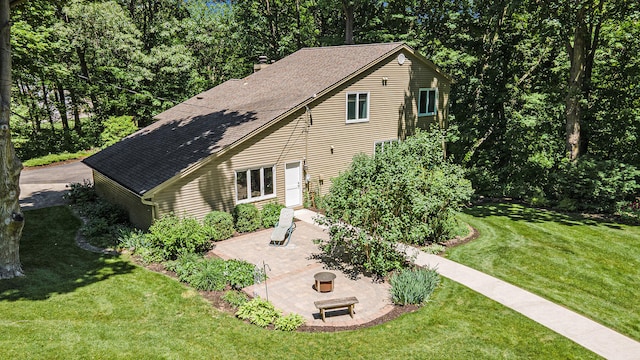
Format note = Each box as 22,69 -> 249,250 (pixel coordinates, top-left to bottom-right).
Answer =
235,165 -> 275,203
346,92 -> 369,123
418,88 -> 438,116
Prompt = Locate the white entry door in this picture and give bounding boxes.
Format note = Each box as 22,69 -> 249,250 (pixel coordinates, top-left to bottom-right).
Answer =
285,162 -> 301,207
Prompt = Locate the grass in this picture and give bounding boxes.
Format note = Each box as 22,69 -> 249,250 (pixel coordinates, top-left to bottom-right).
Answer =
449,202 -> 640,341
0,207 -> 599,359
22,149 -> 97,167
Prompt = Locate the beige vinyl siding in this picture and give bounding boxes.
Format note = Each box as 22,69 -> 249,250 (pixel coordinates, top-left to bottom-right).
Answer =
93,170 -> 153,229
303,50 -> 450,196
150,49 -> 450,220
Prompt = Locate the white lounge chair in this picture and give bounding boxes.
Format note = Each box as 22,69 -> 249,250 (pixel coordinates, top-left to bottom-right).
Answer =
269,208 -> 296,246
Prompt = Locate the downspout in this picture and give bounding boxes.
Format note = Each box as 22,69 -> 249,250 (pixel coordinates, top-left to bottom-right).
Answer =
141,195 -> 158,224
304,106 -> 312,192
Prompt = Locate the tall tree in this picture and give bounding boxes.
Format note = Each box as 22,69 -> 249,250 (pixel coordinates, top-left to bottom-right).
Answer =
1,0 -> 25,279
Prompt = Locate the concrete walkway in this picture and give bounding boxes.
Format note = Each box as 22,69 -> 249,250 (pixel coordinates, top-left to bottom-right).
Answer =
294,209 -> 640,360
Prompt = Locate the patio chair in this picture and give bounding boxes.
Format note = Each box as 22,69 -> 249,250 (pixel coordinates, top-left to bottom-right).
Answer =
269,208 -> 296,246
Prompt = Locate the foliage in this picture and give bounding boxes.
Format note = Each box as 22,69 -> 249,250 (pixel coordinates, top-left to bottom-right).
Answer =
100,115 -> 138,147
233,204 -> 261,233
203,210 -> 235,241
317,130 -> 472,276
116,227 -> 148,250
260,202 -> 285,228
549,157 -> 640,212
390,267 -> 440,306
146,213 -> 211,260
165,253 -> 259,291
64,180 -> 97,205
274,313 -> 306,331
221,290 -> 249,308
235,297 -> 281,328
422,244 -> 446,255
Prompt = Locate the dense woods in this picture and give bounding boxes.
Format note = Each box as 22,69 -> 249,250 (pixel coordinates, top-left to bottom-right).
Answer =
7,0 -> 640,208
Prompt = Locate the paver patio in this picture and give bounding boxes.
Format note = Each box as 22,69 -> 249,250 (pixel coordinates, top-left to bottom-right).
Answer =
209,220 -> 394,327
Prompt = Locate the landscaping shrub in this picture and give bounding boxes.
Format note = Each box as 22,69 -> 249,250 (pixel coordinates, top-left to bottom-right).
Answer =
65,180 -> 98,205
100,115 -> 138,147
261,203 -> 285,228
316,129 -> 473,276
274,313 -> 306,331
186,258 -> 227,291
236,297 -> 281,327
117,228 -> 148,250
221,290 -> 249,308
390,267 -> 440,305
225,259 -> 260,290
146,214 -> 211,260
203,211 -> 235,241
165,252 -> 205,282
79,198 -> 129,225
233,204 -> 261,233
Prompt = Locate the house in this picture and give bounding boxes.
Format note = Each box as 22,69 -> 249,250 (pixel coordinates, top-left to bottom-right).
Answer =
83,42 -> 453,229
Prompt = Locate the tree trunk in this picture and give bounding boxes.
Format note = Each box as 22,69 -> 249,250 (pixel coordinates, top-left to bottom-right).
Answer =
565,7 -> 587,161
56,81 -> 69,131
1,0 -> 25,279
343,1 -> 354,45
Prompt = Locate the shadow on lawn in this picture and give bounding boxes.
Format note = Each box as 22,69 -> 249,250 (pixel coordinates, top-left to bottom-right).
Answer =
0,206 -> 135,301
463,202 -> 625,229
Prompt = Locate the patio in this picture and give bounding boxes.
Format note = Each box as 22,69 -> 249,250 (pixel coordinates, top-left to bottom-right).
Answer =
208,214 -> 394,327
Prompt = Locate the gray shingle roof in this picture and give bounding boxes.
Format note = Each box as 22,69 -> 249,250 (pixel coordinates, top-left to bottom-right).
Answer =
83,42 -> 406,195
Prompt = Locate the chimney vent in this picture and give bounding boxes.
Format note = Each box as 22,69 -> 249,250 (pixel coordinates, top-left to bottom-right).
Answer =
254,55 -> 271,72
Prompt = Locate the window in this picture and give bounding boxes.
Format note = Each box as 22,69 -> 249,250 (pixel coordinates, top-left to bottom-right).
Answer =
235,165 -> 275,203
374,139 -> 399,154
346,92 -> 369,123
418,88 -> 437,116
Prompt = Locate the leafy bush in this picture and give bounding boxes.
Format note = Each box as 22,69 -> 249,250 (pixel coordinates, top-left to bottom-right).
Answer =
146,214 -> 212,260
100,115 -> 138,147
186,258 -> 227,291
65,180 -> 98,205
78,199 -> 129,225
203,211 -> 235,241
549,157 -> 640,213
316,129 -> 473,276
236,297 -> 281,327
233,204 -> 261,233
221,290 -> 249,308
117,228 -> 149,250
274,313 -> 305,331
225,259 -> 259,290
422,243 -> 446,255
165,252 -> 205,282
390,267 -> 440,305
261,203 -> 285,228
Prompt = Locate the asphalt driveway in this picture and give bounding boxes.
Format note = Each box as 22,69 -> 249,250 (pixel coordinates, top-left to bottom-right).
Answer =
19,161 -> 93,210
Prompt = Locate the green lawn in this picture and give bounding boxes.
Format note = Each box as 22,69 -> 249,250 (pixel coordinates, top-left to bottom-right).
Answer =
449,203 -> 640,341
0,207 -> 598,359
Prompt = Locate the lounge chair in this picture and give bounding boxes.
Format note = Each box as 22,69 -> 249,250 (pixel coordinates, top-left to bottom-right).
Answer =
269,208 -> 296,246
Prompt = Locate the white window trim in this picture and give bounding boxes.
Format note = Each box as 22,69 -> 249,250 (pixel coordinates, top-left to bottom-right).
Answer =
345,92 -> 370,123
374,139 -> 399,155
235,165 -> 277,204
418,88 -> 438,117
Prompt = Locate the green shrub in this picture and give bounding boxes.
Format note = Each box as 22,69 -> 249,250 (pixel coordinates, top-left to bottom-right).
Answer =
80,217 -> 111,238
186,258 -> 227,291
233,204 -> 261,233
64,180 -> 97,205
422,244 -> 446,255
390,267 -> 440,305
225,259 -> 259,290
100,115 -> 138,147
274,313 -> 305,331
550,157 -> 640,213
203,211 -> 235,241
79,199 -> 129,225
261,203 -> 285,228
146,214 -> 211,260
165,252 -> 205,282
236,297 -> 281,327
317,129 -> 472,276
221,290 -> 249,308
